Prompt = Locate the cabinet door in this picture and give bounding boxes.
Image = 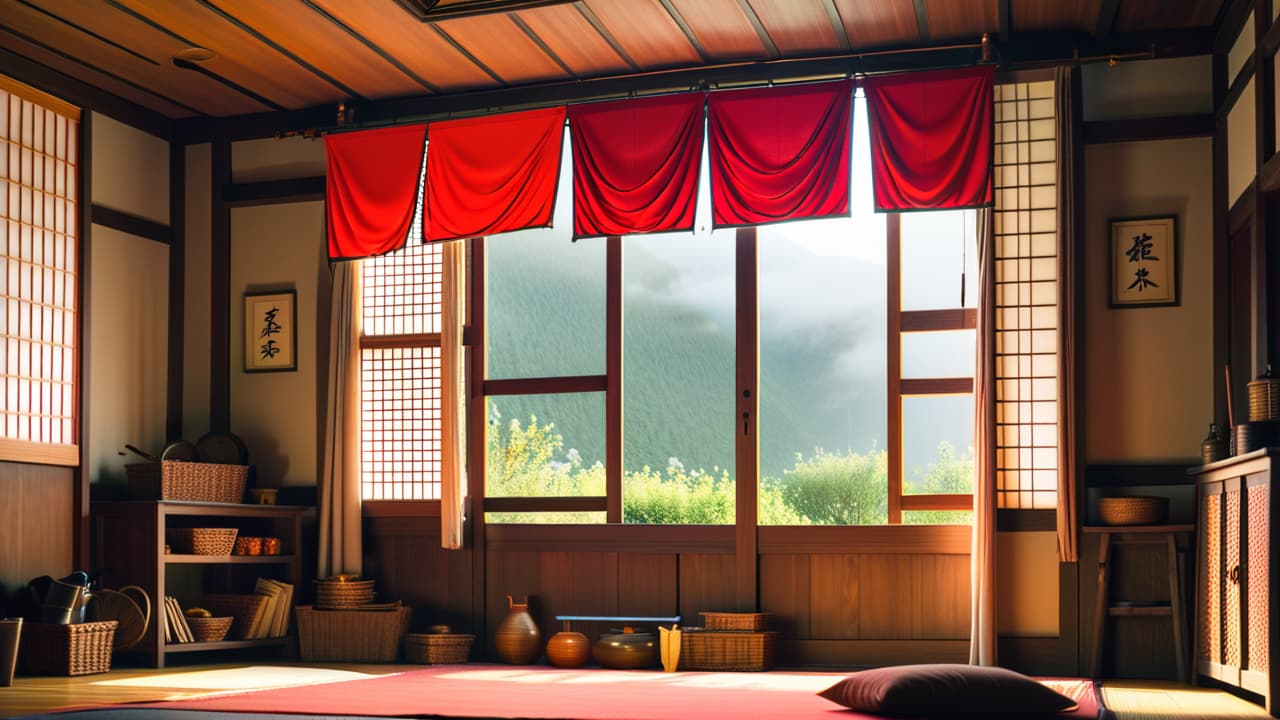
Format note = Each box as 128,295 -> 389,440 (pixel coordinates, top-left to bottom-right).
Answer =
1198,483 -> 1223,675
1242,474 -> 1269,696
1225,482 -> 1243,683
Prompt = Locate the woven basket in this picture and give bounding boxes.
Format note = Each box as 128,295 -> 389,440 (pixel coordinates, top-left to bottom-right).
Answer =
1098,496 -> 1168,526
404,633 -> 474,664
126,461 -> 248,503
168,528 -> 238,555
1248,372 -> 1280,421
678,630 -> 776,671
314,579 -> 376,609
205,594 -> 270,640
18,621 -> 117,676
296,605 -> 411,662
699,612 -> 770,632
186,616 -> 234,643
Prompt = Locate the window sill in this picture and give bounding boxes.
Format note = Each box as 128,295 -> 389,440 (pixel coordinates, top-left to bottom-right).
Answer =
0,439 -> 79,467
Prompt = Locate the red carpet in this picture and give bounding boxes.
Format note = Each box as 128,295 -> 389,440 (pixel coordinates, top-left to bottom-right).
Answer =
137,665 -> 1109,719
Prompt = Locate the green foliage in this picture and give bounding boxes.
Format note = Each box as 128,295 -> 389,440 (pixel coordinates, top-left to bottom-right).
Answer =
777,447 -> 888,525
903,442 -> 975,525
623,466 -> 733,524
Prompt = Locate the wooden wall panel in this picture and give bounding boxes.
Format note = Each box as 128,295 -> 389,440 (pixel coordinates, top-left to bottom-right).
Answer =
808,554 -> 859,639
618,553 -> 678,618
917,554 -> 971,639
856,554 -> 971,640
678,553 -> 737,616
0,463 -> 75,601
759,554 -> 811,638
363,516 -> 474,632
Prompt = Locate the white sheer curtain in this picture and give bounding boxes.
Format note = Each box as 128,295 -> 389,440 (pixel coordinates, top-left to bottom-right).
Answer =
318,259 -> 364,577
440,240 -> 467,549
970,207 -> 998,665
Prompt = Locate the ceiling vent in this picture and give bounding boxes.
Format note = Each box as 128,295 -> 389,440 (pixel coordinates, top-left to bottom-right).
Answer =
393,0 -> 576,22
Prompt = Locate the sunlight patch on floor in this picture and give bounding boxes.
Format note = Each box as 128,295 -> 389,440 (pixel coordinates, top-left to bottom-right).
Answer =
1102,683 -> 1271,720
91,664 -> 384,690
434,667 -> 844,692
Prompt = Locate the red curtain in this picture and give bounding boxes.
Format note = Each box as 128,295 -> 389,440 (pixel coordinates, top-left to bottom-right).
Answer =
425,106 -> 566,242
865,66 -> 994,211
325,124 -> 426,260
707,79 -> 853,227
568,93 -> 705,238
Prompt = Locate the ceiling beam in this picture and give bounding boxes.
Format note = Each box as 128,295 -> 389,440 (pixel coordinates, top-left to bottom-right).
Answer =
430,24 -> 507,85
998,0 -> 1010,41
509,13 -> 578,77
913,0 -> 930,42
821,0 -> 852,51
573,4 -> 640,71
1214,0 -> 1255,53
300,0 -> 442,93
391,0 -> 576,22
1094,0 -> 1120,38
656,0 -> 712,64
734,0 -> 781,59
16,0 -> 158,66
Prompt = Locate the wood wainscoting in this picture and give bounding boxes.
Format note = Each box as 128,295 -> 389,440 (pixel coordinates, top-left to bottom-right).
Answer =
364,513 -> 973,668
0,462 -> 75,602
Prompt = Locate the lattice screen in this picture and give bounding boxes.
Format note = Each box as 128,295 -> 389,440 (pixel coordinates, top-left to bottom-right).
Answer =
0,88 -> 77,448
360,241 -> 443,500
993,80 -> 1058,509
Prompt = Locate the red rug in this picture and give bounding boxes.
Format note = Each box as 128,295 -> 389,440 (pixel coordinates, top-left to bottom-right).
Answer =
136,665 -> 1110,720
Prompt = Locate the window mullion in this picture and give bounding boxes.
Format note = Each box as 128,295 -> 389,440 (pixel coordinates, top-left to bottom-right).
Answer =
887,212 -> 903,524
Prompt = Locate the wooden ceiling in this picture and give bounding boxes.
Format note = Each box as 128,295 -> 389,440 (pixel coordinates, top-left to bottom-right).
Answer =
0,0 -> 1229,124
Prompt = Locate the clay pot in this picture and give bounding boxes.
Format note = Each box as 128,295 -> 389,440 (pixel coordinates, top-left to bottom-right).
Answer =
546,630 -> 591,668
494,595 -> 542,664
592,629 -> 658,669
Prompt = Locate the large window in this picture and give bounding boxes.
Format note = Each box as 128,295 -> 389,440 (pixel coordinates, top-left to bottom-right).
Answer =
0,78 -> 79,465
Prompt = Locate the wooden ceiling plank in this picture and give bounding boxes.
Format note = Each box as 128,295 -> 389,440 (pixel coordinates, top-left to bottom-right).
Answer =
0,31 -> 196,118
5,0 -> 272,116
831,0 -> 918,48
665,0 -> 767,61
744,0 -> 842,55
107,0 -> 345,109
508,13 -> 578,77
15,0 -> 157,66
1115,0 -> 1224,31
926,0 -> 997,39
307,0 -> 496,92
572,4 -> 641,70
429,24 -> 508,85
1009,0 -> 1101,33
656,0 -> 714,63
734,0 -> 782,57
820,0 -> 852,51
580,0 -> 702,69
517,5 -> 632,77
299,0 -> 440,93
1095,0 -> 1120,37
914,0 -> 931,40
434,14 -> 569,84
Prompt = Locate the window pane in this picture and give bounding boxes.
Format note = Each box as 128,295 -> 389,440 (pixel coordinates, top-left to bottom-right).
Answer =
904,510 -> 973,525
902,395 -> 974,496
486,136 -> 605,379
901,209 -> 979,310
623,229 -> 736,525
486,392 -> 605,522
902,330 -> 975,379
361,346 -> 441,500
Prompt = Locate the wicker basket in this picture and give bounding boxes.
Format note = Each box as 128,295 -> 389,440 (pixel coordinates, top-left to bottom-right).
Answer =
126,461 -> 248,503
314,579 -> 376,609
18,621 -> 117,676
1248,370 -> 1280,421
699,612 -> 770,632
167,528 -> 238,555
677,630 -> 776,671
404,633 -> 474,664
1098,496 -> 1169,526
296,605 -> 412,662
205,594 -> 270,640
186,616 -> 234,643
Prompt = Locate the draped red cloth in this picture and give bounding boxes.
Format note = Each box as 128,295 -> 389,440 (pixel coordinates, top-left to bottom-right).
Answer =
864,66 -> 994,211
568,93 -> 705,238
325,124 -> 426,260
707,79 -> 853,227
425,106 -> 566,242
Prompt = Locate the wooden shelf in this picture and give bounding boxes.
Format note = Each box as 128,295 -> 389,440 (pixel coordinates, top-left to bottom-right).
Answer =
164,554 -> 297,565
163,637 -> 289,653
1108,605 -> 1173,617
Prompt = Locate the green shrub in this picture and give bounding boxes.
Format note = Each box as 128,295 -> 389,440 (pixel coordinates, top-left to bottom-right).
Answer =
778,448 -> 888,525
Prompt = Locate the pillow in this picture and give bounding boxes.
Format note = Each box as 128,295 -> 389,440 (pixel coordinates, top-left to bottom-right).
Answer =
817,664 -> 1079,717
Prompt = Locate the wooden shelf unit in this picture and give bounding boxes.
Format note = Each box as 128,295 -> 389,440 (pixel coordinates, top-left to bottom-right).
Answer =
91,501 -> 306,668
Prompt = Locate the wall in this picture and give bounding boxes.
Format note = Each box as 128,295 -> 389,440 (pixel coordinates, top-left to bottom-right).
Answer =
1083,137 -> 1213,462
183,144 -> 212,440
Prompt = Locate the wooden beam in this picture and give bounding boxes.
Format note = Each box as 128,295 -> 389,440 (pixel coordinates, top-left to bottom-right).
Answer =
1082,115 -> 1215,144
391,0 -> 576,22
89,205 -> 172,244
733,0 -> 781,58
821,0 -> 852,50
1215,0 -> 1256,54
735,227 -> 759,612
222,177 -> 325,207
300,0 -> 441,93
912,0 -> 930,41
758,525 -> 971,554
467,236 -> 489,661
900,377 -> 973,395
484,496 -> 608,513
887,213 -> 902,524
900,308 -> 977,331
657,0 -> 712,63
605,236 -> 622,524
482,375 -> 607,395
486,523 -> 734,553
1229,182 -> 1256,234
1094,0 -> 1120,38
509,13 -> 578,77
73,110 -> 92,570
1219,55 -> 1256,119
996,509 -> 1056,531
998,0 -> 1010,41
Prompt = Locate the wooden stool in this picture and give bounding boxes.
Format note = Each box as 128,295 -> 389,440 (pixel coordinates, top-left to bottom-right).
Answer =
1087,524 -> 1194,681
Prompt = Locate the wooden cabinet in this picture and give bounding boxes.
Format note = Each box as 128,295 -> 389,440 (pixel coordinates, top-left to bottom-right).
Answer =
1190,448 -> 1277,714
90,501 -> 305,668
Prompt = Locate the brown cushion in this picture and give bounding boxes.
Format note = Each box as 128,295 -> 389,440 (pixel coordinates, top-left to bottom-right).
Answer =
817,664 -> 1079,717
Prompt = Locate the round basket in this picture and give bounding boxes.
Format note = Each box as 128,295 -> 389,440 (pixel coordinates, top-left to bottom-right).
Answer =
314,579 -> 376,609
169,528 -> 238,555
186,616 -> 233,643
1248,369 -> 1280,422
1098,496 -> 1168,526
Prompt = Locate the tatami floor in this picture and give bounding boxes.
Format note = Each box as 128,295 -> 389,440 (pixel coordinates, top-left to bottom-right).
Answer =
0,663 -> 1273,719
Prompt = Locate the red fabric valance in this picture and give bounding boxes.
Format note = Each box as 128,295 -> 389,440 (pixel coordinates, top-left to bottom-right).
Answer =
568,93 -> 705,238
707,79 -> 853,227
425,106 -> 566,242
864,66 -> 994,211
325,124 -> 426,260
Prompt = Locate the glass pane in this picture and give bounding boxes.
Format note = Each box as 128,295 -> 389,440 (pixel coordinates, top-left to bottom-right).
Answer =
757,100 -> 887,526
485,135 -> 605,379
486,392 -> 605,511
901,208 -> 979,310
901,330 -> 975,378
486,512 -> 606,524
904,510 -> 973,525
902,395 -> 974,496
623,224 -> 736,525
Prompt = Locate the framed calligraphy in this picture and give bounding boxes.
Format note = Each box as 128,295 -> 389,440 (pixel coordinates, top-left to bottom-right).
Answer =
1109,216 -> 1178,308
244,290 -> 297,372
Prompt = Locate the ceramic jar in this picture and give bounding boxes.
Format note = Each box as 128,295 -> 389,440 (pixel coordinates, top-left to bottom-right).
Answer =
494,595 -> 542,664
546,630 -> 591,668
592,629 -> 658,669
